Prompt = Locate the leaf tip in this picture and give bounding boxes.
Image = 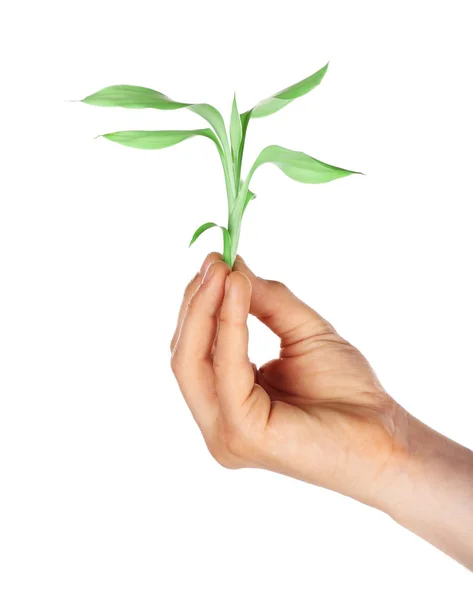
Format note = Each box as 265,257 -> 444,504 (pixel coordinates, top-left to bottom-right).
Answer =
346,169 -> 364,178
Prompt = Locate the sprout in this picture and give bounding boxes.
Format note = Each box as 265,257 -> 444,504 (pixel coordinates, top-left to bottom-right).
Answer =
80,63 -> 360,267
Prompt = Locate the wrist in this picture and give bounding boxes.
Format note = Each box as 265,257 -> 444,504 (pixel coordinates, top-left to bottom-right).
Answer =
374,411 -> 473,514
371,409 -> 473,568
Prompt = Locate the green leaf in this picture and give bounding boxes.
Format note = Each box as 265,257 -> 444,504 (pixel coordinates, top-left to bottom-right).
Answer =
81,84 -> 236,202
100,129 -> 218,150
189,222 -> 232,266
248,63 -> 329,119
230,94 -> 242,160
249,145 -> 361,184
189,222 -> 219,246
234,145 -> 360,222
243,188 -> 256,212
188,104 -> 227,150
81,85 -> 228,149
188,103 -> 236,199
235,63 -> 329,181
81,85 -> 188,109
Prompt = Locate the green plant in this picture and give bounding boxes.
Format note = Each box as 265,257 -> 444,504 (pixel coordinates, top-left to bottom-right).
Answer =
81,63 -> 360,267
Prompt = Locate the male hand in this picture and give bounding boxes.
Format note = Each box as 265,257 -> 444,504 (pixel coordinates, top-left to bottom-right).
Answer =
170,252 -> 407,508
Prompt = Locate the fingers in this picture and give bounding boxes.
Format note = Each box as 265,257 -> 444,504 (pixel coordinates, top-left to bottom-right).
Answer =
213,272 -> 256,415
233,257 -> 335,348
175,260 -> 230,361
171,258 -> 230,429
170,252 -> 222,353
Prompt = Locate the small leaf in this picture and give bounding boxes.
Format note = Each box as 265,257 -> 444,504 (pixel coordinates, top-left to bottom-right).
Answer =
100,129 -> 217,150
189,222 -> 219,246
235,145 -> 360,218
230,94 -> 242,160
249,145 -> 361,184
235,63 -> 329,181
243,188 -> 256,212
189,223 -> 232,265
81,85 -> 187,109
248,63 -> 329,119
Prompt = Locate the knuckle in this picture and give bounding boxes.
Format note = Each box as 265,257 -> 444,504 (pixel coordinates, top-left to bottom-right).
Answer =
267,279 -> 288,293
170,351 -> 183,376
212,448 -> 237,470
206,438 -> 237,469
225,433 -> 243,459
224,421 -> 250,459
169,335 -> 177,353
207,418 -> 251,468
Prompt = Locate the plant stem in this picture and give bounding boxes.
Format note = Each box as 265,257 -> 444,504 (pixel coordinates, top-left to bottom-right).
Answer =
227,171 -> 240,267
227,196 -> 245,267
227,222 -> 240,267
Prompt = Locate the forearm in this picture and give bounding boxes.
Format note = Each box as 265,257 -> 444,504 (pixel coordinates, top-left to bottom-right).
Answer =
375,412 -> 473,569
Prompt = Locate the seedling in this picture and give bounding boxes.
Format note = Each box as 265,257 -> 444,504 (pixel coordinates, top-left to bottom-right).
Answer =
81,63 -> 360,266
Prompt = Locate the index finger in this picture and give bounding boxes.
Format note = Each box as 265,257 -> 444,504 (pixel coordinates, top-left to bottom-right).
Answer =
170,252 -> 222,353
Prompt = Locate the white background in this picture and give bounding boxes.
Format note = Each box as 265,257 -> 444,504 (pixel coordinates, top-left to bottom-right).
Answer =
1,0 -> 472,597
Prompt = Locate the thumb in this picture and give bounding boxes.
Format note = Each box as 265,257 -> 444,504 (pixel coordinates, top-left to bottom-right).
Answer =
232,258 -> 335,347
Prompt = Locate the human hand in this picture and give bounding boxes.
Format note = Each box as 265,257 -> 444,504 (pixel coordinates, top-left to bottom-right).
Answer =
171,253 -> 473,569
170,252 -> 406,508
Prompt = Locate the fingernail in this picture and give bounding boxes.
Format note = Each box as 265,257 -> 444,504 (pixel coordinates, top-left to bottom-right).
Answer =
202,262 -> 215,284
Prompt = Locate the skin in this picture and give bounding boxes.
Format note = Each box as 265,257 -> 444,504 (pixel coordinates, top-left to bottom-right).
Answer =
170,252 -> 473,570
